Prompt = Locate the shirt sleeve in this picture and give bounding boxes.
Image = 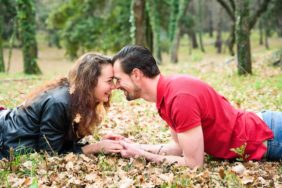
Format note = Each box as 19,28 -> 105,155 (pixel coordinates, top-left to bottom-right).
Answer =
170,94 -> 201,133
38,100 -> 69,154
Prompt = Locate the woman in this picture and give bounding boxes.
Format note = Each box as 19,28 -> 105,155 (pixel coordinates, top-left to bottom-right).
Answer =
0,53 -> 123,159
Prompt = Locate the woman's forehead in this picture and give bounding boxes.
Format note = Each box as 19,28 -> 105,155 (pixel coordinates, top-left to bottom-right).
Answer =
100,64 -> 114,78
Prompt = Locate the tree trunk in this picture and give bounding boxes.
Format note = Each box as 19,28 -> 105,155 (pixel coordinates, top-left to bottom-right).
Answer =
131,0 -> 146,46
215,10 -> 223,54
169,0 -> 190,63
198,0 -> 205,53
168,0 -> 178,43
208,9 -> 213,37
259,19 -> 264,45
216,0 -> 236,56
16,0 -> 41,74
264,29 -> 269,49
277,17 -> 282,37
189,30 -> 198,49
235,0 -> 252,75
146,0 -> 162,64
0,2 -> 5,72
215,29 -> 222,54
170,28 -> 181,63
198,33 -> 205,53
227,24 -> 235,56
145,11 -> 153,51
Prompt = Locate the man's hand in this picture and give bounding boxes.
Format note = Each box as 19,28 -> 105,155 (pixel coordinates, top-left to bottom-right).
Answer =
119,141 -> 142,158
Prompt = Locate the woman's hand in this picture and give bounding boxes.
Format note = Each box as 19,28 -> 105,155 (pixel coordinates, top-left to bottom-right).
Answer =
97,140 -> 124,154
82,139 -> 123,154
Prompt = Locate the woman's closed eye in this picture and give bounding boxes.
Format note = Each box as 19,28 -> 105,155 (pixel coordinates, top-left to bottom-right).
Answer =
107,79 -> 114,85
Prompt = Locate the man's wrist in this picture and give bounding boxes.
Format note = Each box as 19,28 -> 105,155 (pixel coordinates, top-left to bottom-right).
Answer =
157,145 -> 164,155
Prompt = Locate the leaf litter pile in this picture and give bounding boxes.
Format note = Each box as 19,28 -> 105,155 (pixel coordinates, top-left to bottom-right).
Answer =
1,100 -> 282,187
0,53 -> 282,187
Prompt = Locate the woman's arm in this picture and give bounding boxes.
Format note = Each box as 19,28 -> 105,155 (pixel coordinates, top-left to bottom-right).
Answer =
38,102 -> 69,154
81,140 -> 123,154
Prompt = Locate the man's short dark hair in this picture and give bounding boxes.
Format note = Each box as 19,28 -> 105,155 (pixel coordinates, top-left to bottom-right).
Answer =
112,45 -> 160,78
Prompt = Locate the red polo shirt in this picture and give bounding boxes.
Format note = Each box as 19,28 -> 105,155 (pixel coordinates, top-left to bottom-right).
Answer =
156,75 -> 273,160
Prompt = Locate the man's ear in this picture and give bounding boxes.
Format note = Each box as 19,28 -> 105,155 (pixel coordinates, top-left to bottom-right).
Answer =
131,68 -> 143,80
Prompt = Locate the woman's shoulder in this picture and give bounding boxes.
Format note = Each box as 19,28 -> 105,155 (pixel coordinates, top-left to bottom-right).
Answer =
45,86 -> 71,106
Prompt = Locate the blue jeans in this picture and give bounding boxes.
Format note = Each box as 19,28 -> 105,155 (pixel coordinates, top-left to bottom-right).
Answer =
261,110 -> 282,160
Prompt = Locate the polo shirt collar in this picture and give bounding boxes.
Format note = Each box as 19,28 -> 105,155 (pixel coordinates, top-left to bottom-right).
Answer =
156,75 -> 166,110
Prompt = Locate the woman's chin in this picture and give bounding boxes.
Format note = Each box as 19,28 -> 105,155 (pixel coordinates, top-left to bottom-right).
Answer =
103,96 -> 109,102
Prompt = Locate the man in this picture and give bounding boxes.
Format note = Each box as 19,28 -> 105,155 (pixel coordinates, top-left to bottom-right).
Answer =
112,45 -> 281,169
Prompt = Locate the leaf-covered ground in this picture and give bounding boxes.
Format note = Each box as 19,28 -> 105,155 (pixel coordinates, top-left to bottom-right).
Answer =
0,38 -> 282,187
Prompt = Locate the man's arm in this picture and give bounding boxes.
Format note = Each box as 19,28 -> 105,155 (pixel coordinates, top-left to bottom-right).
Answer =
103,128 -> 183,156
120,126 -> 204,168
177,125 -> 204,168
137,128 -> 182,156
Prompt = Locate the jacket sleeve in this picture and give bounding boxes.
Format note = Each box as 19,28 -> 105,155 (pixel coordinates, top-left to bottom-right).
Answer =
38,99 -> 70,154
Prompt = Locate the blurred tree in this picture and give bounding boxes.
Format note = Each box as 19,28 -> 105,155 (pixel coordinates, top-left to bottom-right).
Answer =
216,0 -> 236,56
146,0 -> 162,63
215,9 -> 223,54
235,0 -> 271,75
275,0 -> 282,37
207,4 -> 214,38
1,0 -> 17,73
258,0 -> 282,48
47,0 -> 131,60
130,0 -> 162,63
16,0 -> 41,74
0,2 -> 5,72
197,0 -> 205,53
181,3 -> 198,51
36,0 -> 63,48
2,0 -> 17,42
130,0 -> 146,46
169,0 -> 190,63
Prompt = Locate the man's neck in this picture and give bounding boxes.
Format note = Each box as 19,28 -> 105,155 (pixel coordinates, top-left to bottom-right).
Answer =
140,74 -> 160,103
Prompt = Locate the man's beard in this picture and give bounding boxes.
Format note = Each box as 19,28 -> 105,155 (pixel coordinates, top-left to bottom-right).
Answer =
125,84 -> 141,101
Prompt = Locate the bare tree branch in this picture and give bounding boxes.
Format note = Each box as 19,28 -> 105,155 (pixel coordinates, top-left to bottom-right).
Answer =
229,0 -> 235,11
249,0 -> 272,29
216,0 -> 235,21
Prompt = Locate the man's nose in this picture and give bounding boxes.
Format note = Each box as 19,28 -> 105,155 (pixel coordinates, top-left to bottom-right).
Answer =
110,83 -> 117,90
115,82 -> 120,89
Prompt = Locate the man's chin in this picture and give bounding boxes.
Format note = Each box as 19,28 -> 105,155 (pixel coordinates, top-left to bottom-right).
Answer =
126,96 -> 134,101
126,95 -> 138,101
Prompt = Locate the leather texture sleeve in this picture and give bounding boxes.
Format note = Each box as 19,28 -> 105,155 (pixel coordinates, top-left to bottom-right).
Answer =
37,98 -> 69,154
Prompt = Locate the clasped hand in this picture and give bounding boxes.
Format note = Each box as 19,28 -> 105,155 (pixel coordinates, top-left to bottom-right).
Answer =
102,134 -> 142,158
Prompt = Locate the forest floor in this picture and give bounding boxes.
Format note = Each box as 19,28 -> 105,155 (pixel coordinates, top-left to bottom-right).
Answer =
0,33 -> 281,187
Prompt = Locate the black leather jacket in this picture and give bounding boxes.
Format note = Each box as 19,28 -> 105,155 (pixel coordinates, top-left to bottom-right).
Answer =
0,86 -> 85,159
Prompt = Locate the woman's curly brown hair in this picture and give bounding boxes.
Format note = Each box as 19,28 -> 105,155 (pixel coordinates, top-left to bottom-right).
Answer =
24,53 -> 112,138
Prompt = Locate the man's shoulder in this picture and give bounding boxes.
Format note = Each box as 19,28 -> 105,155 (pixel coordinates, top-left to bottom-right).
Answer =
165,75 -> 203,86
164,75 -> 204,93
